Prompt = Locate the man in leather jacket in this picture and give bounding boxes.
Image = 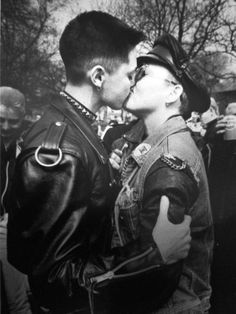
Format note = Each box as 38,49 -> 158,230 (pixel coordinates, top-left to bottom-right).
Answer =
110,34 -> 213,313
7,12 -> 192,314
0,87 -> 32,314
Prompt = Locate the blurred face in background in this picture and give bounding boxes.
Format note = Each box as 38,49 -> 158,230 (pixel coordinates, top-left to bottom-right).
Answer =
225,103 -> 236,116
0,104 -> 24,146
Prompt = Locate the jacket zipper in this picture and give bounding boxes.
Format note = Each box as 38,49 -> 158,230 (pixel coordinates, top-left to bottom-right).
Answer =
88,247 -> 161,313
90,246 -> 159,284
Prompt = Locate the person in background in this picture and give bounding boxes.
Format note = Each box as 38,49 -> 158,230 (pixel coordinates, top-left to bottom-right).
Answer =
197,97 -> 221,172
110,33 -> 213,313
7,12 -> 192,314
207,102 -> 236,314
0,86 -> 32,314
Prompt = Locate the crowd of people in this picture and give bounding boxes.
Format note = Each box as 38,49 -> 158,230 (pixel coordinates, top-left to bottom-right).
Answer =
0,10 -> 236,314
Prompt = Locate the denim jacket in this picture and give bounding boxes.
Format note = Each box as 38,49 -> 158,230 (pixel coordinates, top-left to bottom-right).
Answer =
112,116 -> 214,313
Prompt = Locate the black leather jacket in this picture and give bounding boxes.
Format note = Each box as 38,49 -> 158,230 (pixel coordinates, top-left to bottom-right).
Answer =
7,95 -> 115,311
7,95 -> 181,314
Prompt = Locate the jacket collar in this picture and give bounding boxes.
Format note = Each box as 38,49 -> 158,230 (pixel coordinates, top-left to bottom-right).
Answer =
123,119 -> 146,144
50,94 -> 109,164
131,115 -> 188,165
60,91 -> 97,123
143,115 -> 187,146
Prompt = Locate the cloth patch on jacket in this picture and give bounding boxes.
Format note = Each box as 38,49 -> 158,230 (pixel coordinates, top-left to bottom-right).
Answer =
132,143 -> 151,158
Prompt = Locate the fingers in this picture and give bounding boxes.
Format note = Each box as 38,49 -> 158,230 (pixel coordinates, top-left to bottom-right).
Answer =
183,214 -> 192,226
165,233 -> 192,265
158,197 -> 192,228
216,129 -> 226,134
215,119 -> 227,131
109,149 -> 123,170
158,195 -> 169,222
216,115 -> 236,132
225,115 -> 236,129
217,115 -> 224,121
109,157 -> 120,170
112,148 -> 123,157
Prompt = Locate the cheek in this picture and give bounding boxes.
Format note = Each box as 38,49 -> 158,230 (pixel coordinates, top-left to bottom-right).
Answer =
134,82 -> 153,102
115,75 -> 130,91
112,80 -> 130,102
120,82 -> 131,99
127,83 -> 163,110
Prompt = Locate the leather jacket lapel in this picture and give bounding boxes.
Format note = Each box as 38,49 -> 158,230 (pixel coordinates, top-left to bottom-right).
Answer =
50,96 -> 108,164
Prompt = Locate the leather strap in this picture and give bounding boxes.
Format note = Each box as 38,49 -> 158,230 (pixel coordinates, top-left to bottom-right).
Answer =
50,99 -> 109,164
41,121 -> 67,150
35,121 -> 67,167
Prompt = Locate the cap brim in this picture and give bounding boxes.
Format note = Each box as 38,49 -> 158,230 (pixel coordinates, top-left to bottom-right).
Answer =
137,54 -> 210,113
137,54 -> 177,77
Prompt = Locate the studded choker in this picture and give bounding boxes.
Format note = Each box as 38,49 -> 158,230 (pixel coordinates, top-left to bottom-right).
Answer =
60,91 -> 97,122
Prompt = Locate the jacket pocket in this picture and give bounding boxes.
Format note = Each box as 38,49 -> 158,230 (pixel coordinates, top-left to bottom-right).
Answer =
112,185 -> 140,247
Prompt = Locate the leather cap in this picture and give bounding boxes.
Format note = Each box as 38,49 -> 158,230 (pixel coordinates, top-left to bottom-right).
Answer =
137,34 -> 210,113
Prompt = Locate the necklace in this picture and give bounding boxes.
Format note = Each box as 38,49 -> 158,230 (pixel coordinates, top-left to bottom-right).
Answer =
60,91 -> 97,123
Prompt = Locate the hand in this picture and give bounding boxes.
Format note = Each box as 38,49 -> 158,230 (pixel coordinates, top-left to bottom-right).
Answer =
152,196 -> 191,265
213,115 -> 227,134
109,149 -> 123,170
224,115 -> 236,129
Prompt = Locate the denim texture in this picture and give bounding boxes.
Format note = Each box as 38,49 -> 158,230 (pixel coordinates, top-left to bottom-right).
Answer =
112,116 -> 214,313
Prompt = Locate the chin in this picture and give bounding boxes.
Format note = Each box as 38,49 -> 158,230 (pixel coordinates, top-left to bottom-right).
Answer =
123,94 -> 135,112
124,100 -> 138,114
112,104 -> 124,111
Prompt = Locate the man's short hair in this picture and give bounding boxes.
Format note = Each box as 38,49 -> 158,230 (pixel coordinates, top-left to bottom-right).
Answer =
59,11 -> 144,84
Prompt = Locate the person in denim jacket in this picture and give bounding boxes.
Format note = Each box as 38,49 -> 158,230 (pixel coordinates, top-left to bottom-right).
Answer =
110,34 -> 214,313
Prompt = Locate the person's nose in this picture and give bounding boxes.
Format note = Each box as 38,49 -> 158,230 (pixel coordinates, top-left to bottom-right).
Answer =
2,120 -> 10,131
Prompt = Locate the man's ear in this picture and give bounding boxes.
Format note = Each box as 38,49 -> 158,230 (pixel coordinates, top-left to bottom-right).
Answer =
166,84 -> 183,104
88,65 -> 106,90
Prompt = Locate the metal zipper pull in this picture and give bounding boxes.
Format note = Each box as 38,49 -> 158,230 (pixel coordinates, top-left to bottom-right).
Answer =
90,270 -> 114,284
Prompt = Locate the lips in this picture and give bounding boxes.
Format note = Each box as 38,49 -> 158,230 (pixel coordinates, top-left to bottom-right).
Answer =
123,90 -> 133,109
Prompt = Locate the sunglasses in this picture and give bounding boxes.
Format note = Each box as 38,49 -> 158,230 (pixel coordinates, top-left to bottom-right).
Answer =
134,64 -> 179,86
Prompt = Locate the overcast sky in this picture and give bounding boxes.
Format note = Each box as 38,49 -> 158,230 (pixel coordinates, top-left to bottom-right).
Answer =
54,0 -> 114,33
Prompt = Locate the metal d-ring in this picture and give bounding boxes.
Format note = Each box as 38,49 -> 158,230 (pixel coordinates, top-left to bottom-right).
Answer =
35,145 -> 62,167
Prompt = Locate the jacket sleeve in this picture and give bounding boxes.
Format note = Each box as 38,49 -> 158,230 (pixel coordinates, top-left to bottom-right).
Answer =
111,157 -> 199,273
81,157 -> 196,313
105,157 -> 198,274
141,157 -> 199,244
7,150 -> 113,308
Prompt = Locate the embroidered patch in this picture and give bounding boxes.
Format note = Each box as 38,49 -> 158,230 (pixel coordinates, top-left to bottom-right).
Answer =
160,153 -> 186,170
132,143 -> 151,158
